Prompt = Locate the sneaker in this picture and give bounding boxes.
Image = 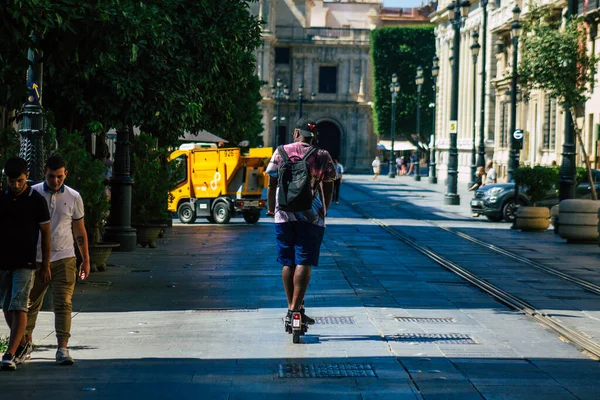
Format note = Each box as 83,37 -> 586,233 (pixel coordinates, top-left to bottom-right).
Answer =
300,308 -> 315,325
1,352 -> 16,371
14,341 -> 33,365
284,310 -> 293,333
55,348 -> 74,366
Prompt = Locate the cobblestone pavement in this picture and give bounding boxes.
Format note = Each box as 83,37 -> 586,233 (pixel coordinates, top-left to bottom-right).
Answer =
2,174 -> 600,399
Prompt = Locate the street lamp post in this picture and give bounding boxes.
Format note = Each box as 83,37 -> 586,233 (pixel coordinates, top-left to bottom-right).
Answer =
271,78 -> 289,147
477,0 -> 489,168
415,66 -> 424,182
18,38 -> 45,183
445,0 -> 471,206
296,84 -> 316,119
429,56 -> 440,184
507,5 -> 521,183
469,30 -> 480,188
388,73 -> 400,178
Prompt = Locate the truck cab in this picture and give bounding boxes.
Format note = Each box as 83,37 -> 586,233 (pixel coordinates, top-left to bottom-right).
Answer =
168,143 -> 273,224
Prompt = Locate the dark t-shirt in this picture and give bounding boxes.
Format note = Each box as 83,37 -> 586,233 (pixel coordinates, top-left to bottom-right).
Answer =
0,186 -> 50,269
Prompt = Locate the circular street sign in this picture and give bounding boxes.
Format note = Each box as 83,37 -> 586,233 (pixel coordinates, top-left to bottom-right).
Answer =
513,130 -> 524,140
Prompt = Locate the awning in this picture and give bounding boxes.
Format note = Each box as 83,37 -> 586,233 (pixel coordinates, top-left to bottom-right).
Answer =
180,130 -> 229,143
377,140 -> 417,152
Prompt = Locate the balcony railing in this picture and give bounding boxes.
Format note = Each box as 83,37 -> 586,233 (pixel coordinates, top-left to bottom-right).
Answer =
274,26 -> 371,43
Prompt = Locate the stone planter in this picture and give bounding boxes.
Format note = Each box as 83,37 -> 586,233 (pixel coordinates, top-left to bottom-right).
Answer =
558,199 -> 600,243
515,206 -> 550,232
89,242 -> 120,272
133,224 -> 167,248
550,205 -> 560,234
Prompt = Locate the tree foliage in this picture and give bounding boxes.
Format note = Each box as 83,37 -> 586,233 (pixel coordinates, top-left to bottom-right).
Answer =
519,10 -> 597,108
519,8 -> 599,199
370,25 -> 435,147
1,0 -> 264,146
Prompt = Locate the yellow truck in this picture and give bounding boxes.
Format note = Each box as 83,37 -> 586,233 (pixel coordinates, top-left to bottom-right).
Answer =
168,143 -> 273,224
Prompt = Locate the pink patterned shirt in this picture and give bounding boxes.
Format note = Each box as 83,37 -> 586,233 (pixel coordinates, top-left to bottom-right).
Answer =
266,142 -> 336,226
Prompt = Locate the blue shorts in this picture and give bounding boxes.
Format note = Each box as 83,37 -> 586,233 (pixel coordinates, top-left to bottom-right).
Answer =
275,222 -> 325,267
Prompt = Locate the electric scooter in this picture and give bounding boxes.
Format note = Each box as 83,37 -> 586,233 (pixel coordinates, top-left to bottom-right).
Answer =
286,311 -> 309,344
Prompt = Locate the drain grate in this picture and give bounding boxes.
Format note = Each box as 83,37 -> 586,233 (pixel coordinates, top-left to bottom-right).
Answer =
395,317 -> 456,324
314,317 -> 356,325
278,363 -> 376,378
387,333 -> 478,344
78,281 -> 113,287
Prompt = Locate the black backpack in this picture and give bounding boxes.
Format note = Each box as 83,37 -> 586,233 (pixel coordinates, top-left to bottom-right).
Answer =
277,145 -> 318,212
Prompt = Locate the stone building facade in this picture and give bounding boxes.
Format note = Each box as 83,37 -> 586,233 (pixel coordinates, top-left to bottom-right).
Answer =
431,0 -> 600,184
250,0 -> 382,172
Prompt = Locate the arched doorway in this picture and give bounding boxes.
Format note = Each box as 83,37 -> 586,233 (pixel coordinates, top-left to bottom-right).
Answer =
316,121 -> 341,159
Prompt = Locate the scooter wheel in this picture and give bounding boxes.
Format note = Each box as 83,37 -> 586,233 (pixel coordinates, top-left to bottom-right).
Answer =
292,332 -> 301,344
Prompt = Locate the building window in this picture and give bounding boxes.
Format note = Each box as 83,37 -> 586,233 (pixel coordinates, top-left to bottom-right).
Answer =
543,97 -> 557,150
500,100 -> 508,148
319,66 -> 337,93
275,47 -> 290,64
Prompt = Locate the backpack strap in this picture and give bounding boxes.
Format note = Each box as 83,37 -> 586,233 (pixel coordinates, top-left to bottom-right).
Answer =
301,146 -> 318,161
277,145 -> 290,163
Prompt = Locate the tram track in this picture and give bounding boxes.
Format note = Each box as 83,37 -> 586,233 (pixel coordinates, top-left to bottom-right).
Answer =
344,181 -> 600,360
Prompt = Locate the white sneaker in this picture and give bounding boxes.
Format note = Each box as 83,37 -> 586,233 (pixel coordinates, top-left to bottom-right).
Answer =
56,348 -> 74,365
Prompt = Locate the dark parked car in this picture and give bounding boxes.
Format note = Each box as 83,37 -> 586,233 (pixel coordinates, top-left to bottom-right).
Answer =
470,170 -> 600,222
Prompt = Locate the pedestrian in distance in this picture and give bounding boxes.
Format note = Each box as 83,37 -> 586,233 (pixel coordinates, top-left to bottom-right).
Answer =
485,160 -> 497,185
407,151 -> 417,175
0,157 -> 51,371
371,156 -> 381,180
469,166 -> 486,192
266,117 -> 336,335
21,154 -> 91,366
469,166 -> 486,217
333,158 -> 343,204
396,156 -> 405,176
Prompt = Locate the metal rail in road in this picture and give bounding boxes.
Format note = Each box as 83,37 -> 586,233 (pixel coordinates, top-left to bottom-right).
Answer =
344,190 -> 600,360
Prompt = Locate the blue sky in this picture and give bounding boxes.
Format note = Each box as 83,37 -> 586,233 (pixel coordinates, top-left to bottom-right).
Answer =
382,0 -> 423,7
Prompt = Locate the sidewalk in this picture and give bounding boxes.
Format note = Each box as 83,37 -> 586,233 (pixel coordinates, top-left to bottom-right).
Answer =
1,174 -> 600,399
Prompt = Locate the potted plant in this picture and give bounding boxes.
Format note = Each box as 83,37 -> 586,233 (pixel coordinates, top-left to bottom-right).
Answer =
513,166 -> 558,232
57,129 -> 118,271
130,132 -> 170,248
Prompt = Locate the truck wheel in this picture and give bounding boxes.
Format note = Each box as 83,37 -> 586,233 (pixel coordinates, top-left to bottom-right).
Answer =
212,202 -> 231,224
243,211 -> 261,224
177,203 -> 196,224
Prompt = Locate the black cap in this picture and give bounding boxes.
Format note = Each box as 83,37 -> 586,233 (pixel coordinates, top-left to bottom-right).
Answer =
295,117 -> 318,137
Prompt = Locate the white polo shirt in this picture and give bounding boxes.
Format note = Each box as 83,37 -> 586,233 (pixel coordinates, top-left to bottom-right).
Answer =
33,182 -> 85,263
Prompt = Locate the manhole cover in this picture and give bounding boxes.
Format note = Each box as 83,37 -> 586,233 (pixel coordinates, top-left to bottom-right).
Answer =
395,317 -> 456,324
314,317 -> 356,325
278,363 -> 376,378
387,333 -> 478,344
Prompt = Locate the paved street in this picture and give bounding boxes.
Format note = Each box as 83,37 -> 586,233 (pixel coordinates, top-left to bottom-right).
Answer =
2,174 -> 600,399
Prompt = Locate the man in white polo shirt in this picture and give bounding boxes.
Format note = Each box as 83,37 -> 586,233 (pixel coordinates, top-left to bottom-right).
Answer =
18,154 -> 90,366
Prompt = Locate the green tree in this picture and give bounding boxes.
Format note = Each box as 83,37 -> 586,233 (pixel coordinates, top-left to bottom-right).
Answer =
2,0 -> 264,147
370,25 -> 435,149
519,8 -> 599,199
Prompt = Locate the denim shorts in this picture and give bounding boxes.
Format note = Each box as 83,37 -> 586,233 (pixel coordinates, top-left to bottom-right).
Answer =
0,269 -> 35,312
275,222 -> 325,267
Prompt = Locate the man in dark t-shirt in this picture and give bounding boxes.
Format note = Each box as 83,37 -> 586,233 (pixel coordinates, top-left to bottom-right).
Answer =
0,157 -> 51,371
